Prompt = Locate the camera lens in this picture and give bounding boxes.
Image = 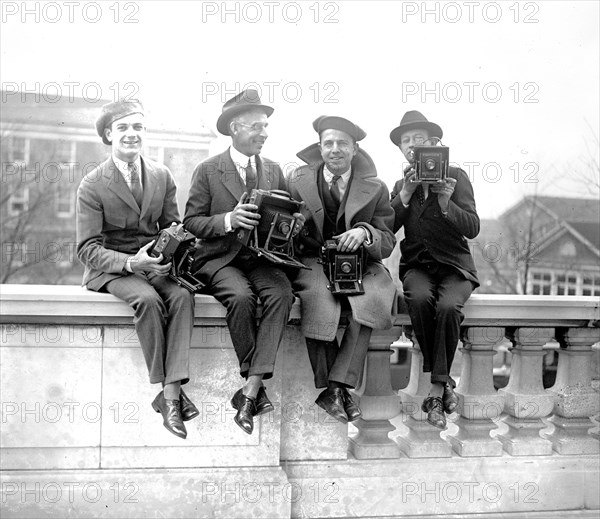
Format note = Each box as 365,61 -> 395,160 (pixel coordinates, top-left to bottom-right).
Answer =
340,261 -> 352,274
425,158 -> 436,170
278,221 -> 291,235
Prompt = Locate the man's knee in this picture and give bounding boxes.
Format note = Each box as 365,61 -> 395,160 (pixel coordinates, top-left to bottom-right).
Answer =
436,299 -> 464,318
228,289 -> 258,313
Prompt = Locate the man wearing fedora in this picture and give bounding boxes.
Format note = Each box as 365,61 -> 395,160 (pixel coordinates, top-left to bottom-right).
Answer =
389,110 -> 480,429
288,116 -> 396,423
184,89 -> 302,435
76,100 -> 197,440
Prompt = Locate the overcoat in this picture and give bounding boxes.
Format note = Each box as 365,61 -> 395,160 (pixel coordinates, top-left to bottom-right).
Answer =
183,149 -> 287,283
76,156 -> 180,291
390,166 -> 480,286
288,145 -> 397,342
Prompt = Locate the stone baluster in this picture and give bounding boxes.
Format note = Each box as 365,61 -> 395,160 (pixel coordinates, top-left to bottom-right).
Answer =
448,327 -> 505,456
497,327 -> 555,455
395,326 -> 452,458
349,326 -> 402,459
544,328 -> 600,454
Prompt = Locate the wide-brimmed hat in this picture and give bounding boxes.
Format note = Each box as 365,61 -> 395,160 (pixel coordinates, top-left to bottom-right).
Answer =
96,100 -> 145,145
312,115 -> 366,142
216,89 -> 274,136
389,110 -> 443,146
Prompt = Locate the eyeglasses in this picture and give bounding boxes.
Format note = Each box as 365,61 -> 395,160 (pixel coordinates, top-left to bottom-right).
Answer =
235,122 -> 269,133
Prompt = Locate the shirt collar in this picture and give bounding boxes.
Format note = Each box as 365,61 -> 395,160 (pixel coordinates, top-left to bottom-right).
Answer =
112,154 -> 141,177
230,146 -> 256,170
323,164 -> 351,184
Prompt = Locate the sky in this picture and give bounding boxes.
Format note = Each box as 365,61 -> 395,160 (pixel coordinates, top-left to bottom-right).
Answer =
1,0 -> 599,219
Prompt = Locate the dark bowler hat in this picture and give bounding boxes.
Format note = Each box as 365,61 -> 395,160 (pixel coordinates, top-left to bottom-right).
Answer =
389,110 -> 443,146
96,99 -> 145,145
216,89 -> 274,136
313,115 -> 366,142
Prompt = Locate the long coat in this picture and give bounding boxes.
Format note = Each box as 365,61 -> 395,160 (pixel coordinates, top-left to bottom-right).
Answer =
76,157 -> 180,291
390,166 -> 480,286
288,146 -> 397,342
183,148 -> 287,283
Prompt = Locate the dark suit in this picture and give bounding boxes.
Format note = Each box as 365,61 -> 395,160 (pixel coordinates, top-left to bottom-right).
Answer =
390,166 -> 480,386
289,147 -> 397,388
183,149 -> 294,379
76,157 -> 194,385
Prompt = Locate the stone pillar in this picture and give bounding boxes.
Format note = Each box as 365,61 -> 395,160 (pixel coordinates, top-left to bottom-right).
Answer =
448,327 -> 505,457
498,327 -> 555,456
395,326 -> 452,458
349,326 -> 402,459
544,328 -> 600,454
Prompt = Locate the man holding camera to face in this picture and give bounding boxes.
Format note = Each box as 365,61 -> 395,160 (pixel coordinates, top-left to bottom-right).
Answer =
76,100 -> 197,440
288,116 -> 396,424
183,90 -> 303,435
389,111 -> 480,429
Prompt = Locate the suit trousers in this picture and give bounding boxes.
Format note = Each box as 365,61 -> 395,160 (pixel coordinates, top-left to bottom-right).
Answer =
104,272 -> 194,385
208,256 -> 294,379
306,313 -> 372,389
402,263 -> 474,386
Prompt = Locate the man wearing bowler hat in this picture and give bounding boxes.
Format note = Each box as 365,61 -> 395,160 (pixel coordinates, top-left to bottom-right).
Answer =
389,110 -> 480,429
184,89 -> 303,435
288,116 -> 396,423
76,99 -> 198,440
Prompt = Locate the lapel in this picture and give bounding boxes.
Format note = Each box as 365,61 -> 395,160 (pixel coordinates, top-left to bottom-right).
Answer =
104,158 -> 140,214
219,149 -> 245,202
256,156 -> 274,191
295,164 -> 325,242
139,157 -> 158,219
341,173 -> 379,228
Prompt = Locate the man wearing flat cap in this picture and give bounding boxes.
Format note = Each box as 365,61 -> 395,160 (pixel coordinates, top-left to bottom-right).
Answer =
389,110 -> 480,429
76,99 -> 197,440
184,89 -> 302,435
288,116 -> 396,423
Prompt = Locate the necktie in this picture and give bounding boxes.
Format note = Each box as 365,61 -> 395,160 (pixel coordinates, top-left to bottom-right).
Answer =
330,175 -> 342,204
245,158 -> 257,194
415,184 -> 425,206
128,162 -> 143,208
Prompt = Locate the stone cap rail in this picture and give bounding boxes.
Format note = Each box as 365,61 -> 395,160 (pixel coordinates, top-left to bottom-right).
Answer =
0,284 -> 598,328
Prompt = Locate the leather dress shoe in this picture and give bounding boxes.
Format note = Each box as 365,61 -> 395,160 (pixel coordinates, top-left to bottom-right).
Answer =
421,396 -> 447,429
180,388 -> 200,422
255,386 -> 274,416
315,387 -> 348,424
342,388 -> 362,422
231,388 -> 256,435
152,391 -> 187,439
442,383 -> 459,414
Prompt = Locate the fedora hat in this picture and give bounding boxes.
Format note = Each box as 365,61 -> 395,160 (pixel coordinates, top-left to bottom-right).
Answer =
96,99 -> 145,145
216,89 -> 274,136
312,115 -> 366,142
389,110 -> 443,146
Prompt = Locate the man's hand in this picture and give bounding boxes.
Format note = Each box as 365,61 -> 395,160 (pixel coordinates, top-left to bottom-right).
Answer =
291,212 -> 306,237
333,228 -> 367,253
399,165 -> 421,206
230,192 -> 260,230
430,177 -> 457,212
129,241 -> 171,276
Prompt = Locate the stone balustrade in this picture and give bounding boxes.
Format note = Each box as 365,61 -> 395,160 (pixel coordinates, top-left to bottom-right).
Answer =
1,285 -> 599,518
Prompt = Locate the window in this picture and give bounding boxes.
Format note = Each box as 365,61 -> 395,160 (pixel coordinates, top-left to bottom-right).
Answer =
53,140 -> 74,164
56,188 -> 74,217
8,185 -> 29,215
582,276 -> 600,297
534,269 -> 599,296
531,271 -> 552,295
146,146 -> 163,162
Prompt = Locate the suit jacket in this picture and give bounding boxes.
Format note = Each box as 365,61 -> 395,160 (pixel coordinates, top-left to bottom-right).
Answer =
390,166 -> 480,286
183,148 -> 286,283
288,146 -> 397,341
76,156 -> 180,291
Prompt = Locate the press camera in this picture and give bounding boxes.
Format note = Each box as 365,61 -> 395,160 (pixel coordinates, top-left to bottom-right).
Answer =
412,142 -> 449,183
149,223 -> 205,293
321,240 -> 366,296
237,189 -> 308,270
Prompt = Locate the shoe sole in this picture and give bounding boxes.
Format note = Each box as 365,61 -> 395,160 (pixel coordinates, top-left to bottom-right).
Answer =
315,398 -> 348,424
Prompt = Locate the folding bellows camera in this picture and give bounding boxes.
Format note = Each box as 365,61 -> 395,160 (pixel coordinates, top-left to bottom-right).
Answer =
237,189 -> 308,270
321,240 -> 366,296
149,223 -> 205,293
413,145 -> 449,183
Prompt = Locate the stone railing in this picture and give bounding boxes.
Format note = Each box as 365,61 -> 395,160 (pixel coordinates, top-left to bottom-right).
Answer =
1,285 -> 599,519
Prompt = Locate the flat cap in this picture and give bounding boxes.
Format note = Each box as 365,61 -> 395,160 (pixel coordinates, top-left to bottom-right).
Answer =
96,99 -> 145,145
313,115 -> 366,141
